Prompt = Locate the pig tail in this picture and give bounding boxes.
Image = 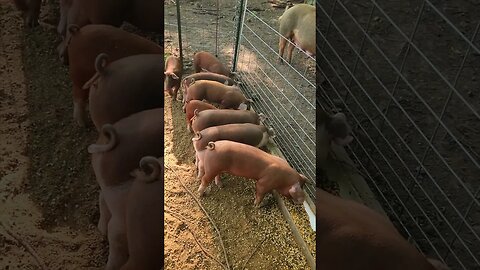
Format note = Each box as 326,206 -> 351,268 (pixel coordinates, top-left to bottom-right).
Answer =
207,141 -> 215,150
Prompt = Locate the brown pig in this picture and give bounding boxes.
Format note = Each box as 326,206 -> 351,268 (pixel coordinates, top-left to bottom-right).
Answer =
317,188 -> 450,270
13,0 -> 41,28
278,4 -> 315,63
84,53 -> 164,132
181,72 -> 236,104
65,24 -> 162,126
57,0 -> 163,61
164,55 -> 183,100
192,123 -> 275,177
185,80 -> 252,110
192,123 -> 274,152
185,100 -> 217,132
193,51 -> 231,77
121,156 -> 163,270
191,109 -> 264,133
88,108 -> 163,269
196,140 -> 307,206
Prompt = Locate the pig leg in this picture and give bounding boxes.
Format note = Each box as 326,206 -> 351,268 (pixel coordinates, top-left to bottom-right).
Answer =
214,175 -> 223,188
279,36 -> 287,63
254,180 -> 268,207
98,191 -> 111,236
286,40 -> 295,64
198,171 -> 215,196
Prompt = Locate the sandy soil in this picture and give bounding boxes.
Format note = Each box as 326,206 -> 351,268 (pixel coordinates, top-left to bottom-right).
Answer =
0,1 -> 106,269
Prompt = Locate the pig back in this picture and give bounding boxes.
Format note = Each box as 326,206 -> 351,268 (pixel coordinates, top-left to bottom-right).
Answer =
89,54 -> 164,131
68,24 -> 162,88
192,109 -> 259,132
97,108 -> 164,186
198,123 -> 266,149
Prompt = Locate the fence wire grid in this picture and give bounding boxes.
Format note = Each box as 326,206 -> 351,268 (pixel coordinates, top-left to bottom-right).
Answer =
165,0 -> 317,200
316,1 -> 480,269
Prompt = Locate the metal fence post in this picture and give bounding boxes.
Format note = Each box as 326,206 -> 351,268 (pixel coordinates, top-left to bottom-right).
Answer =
232,0 -> 248,73
176,0 -> 183,63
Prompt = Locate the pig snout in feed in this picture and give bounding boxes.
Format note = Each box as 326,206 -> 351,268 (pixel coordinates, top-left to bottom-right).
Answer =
278,4 -> 316,63
196,140 -> 307,206
164,55 -> 183,100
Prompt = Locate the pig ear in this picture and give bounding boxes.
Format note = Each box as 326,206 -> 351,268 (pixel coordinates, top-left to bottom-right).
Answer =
258,113 -> 267,122
288,183 -> 305,204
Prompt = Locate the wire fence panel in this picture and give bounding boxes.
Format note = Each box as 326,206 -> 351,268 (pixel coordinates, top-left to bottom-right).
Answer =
234,1 -> 316,199
317,1 -> 480,269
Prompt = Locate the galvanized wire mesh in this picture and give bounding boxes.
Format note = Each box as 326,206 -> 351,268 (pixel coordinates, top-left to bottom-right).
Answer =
233,2 -> 317,199
317,1 -> 480,269
166,1 -> 317,199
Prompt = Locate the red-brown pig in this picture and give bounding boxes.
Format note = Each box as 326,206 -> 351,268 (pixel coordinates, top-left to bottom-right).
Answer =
88,108 -> 163,269
164,55 -> 183,100
65,24 -> 162,126
185,100 -> 217,132
122,156 -> 163,270
84,53 -> 164,132
13,0 -> 41,28
193,51 -> 231,77
197,140 -> 307,206
278,4 -> 315,63
181,72 -> 236,105
57,0 -> 163,62
192,123 -> 275,176
191,109 -> 265,133
317,188 -> 450,270
185,80 -> 252,110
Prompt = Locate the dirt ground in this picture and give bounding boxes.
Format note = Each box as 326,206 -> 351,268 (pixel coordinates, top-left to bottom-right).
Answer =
0,1 -> 107,269
164,2 -> 315,268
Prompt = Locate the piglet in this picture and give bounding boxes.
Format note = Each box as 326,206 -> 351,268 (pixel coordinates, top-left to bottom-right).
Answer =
278,4 -> 315,63
181,72 -> 236,104
184,80 -> 252,110
164,55 -> 183,100
185,100 -> 217,132
197,140 -> 307,206
191,109 -> 264,133
121,156 -> 163,270
193,51 -> 231,77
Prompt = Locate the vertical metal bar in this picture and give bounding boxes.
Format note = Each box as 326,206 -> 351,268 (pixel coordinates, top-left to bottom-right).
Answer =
215,0 -> 219,57
176,0 -> 183,63
232,0 -> 248,72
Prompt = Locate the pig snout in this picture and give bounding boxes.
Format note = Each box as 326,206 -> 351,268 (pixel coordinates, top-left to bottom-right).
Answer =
288,182 -> 305,204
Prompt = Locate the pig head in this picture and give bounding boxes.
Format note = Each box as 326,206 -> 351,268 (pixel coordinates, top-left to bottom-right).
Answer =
13,0 -> 41,28
164,55 -> 183,100
196,140 -> 307,206
317,188 -> 450,270
317,109 -> 353,167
